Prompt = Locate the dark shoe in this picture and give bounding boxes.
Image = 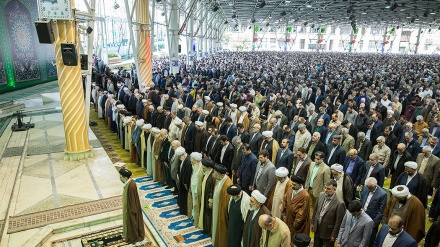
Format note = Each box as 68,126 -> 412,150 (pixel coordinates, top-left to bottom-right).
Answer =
165,186 -> 172,189
172,191 -> 178,195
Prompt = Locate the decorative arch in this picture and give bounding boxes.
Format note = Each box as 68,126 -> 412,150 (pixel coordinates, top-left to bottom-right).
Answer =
5,0 -> 40,82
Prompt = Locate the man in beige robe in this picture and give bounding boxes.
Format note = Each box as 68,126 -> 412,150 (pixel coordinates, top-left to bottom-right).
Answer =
188,152 -> 204,225
267,167 -> 292,218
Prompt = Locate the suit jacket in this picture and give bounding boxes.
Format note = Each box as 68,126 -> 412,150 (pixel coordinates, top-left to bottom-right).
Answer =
292,156 -> 312,180
271,125 -> 283,144
385,133 -> 398,154
226,124 -> 238,143
429,125 -> 440,138
231,145 -> 244,174
305,162 -> 331,198
209,138 -> 222,160
354,139 -> 373,163
216,143 -> 234,173
373,226 -> 417,247
337,211 -> 374,247
360,186 -> 387,225
184,122 -> 196,153
325,145 -> 347,166
404,139 -> 420,161
239,153 -> 258,193
388,151 -> 412,188
312,192 -> 346,240
392,123 -> 404,141
360,162 -> 385,187
341,135 -> 355,153
416,153 -> 440,187
249,132 -> 263,155
238,130 -> 250,144
307,140 -> 327,159
342,156 -> 365,186
274,148 -> 294,173
253,161 -> 276,197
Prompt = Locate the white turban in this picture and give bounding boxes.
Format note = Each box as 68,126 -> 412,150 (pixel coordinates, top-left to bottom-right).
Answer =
142,99 -> 147,103
174,118 -> 182,125
123,87 -> 129,91
387,110 -> 394,114
262,131 -> 273,138
204,96 -> 211,101
195,121 -> 204,127
151,127 -> 160,133
202,110 -> 209,115
175,146 -> 186,155
116,104 -> 125,109
230,104 -> 237,109
239,106 -> 247,112
142,123 -> 152,130
251,190 -> 267,204
136,119 -> 144,126
404,161 -> 418,169
331,164 -> 344,173
217,102 -> 223,106
123,116 -> 132,124
391,185 -> 410,198
190,152 -> 203,161
275,167 -> 289,177
177,104 -> 183,109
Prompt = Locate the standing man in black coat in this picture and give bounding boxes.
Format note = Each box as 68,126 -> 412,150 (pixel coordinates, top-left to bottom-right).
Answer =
387,143 -> 413,189
215,135 -> 235,175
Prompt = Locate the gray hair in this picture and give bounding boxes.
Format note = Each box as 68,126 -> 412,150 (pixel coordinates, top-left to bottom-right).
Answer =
357,132 -> 366,138
341,128 -> 349,134
369,153 -> 379,161
376,136 -> 385,142
298,123 -> 306,129
416,115 -> 424,121
423,146 -> 432,152
405,122 -> 413,128
365,177 -> 378,187
232,136 -> 242,144
433,137 -> 439,142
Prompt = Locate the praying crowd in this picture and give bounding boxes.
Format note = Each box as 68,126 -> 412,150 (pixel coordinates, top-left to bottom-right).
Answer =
91,51 -> 440,247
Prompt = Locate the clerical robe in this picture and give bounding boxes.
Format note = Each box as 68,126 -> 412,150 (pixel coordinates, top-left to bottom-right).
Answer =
242,205 -> 270,247
227,192 -> 251,247
131,126 -> 142,165
281,187 -> 310,236
124,121 -> 131,151
178,156 -> 192,217
382,195 -> 426,242
122,179 -> 145,243
268,178 -> 293,218
153,136 -> 164,183
212,176 -> 233,247
189,164 -> 203,224
146,134 -> 154,176
130,121 -> 139,164
260,139 -> 279,164
197,170 -> 216,234
140,131 -> 149,169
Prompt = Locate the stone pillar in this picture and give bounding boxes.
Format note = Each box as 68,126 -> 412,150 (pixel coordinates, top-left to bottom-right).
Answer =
168,0 -> 180,75
382,26 -> 388,53
415,26 -> 422,54
187,2 -> 194,65
136,0 -> 153,87
52,6 -> 93,161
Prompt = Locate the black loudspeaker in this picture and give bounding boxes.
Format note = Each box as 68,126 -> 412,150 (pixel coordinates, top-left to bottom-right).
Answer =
178,44 -> 181,53
61,43 -> 78,66
80,54 -> 88,70
35,20 -> 54,44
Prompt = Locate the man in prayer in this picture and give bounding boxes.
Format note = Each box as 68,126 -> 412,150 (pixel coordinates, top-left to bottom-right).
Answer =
374,215 -> 417,247
189,152 -> 203,224
381,185 -> 425,243
227,184 -> 251,247
258,214 -> 291,247
211,164 -> 233,247
281,175 -> 311,237
119,168 -> 145,244
197,158 -> 216,234
260,130 -> 280,163
395,161 -> 428,208
175,147 -> 192,217
267,167 -> 293,217
336,200 -> 374,247
251,149 -> 276,197
331,164 -> 354,207
243,190 -> 271,247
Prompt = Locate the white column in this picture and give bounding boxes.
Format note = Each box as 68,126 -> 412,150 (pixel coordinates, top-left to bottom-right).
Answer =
168,0 -> 180,74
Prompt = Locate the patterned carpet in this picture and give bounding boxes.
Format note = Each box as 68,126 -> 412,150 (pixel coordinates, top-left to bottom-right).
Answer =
135,176 -> 213,247
89,108 -> 146,178
7,196 -> 122,234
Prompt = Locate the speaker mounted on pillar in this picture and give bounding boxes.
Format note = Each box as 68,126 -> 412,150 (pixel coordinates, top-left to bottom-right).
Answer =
35,20 -> 54,44
178,44 -> 181,53
61,43 -> 78,66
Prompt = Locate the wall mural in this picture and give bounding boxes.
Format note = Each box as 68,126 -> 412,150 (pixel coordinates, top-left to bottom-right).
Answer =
5,0 -> 40,82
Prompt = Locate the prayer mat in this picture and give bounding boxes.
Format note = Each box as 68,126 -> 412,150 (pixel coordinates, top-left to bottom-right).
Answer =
135,176 -> 213,247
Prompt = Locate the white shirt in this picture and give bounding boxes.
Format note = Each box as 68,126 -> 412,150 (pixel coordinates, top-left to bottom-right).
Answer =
363,188 -> 377,211
238,112 -> 246,124
295,156 -> 306,175
366,164 -> 376,178
220,144 -> 227,163
406,171 -> 417,186
382,230 -> 402,247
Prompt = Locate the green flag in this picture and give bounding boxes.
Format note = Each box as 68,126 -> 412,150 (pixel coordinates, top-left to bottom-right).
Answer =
287,26 -> 292,33
254,26 -> 259,32
321,27 -> 326,33
355,28 -> 359,34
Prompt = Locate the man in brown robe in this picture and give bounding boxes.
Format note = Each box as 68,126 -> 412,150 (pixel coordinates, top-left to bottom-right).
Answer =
281,175 -> 311,237
119,168 -> 145,244
212,164 -> 233,247
381,185 -> 426,243
152,129 -> 166,183
197,158 -> 216,234
193,121 -> 209,153
242,190 -> 271,247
